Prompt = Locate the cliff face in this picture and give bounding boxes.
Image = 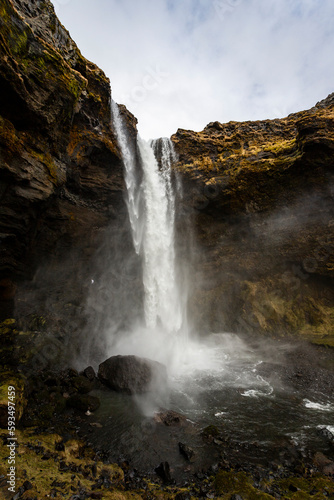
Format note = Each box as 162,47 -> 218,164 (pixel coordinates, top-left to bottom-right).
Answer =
172,95 -> 334,345
1,0 -> 333,352
0,0 -> 138,323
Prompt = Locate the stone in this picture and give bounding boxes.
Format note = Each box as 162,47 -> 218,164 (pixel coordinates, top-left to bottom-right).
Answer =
72,375 -> 93,394
0,0 -> 138,324
83,366 -> 96,382
178,442 -> 195,461
98,355 -> 167,395
154,461 -> 172,483
172,93 -> 334,341
154,409 -> 188,426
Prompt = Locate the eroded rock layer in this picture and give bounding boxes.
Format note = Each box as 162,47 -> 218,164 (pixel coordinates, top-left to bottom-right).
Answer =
172,95 -> 334,344
0,0 -> 140,331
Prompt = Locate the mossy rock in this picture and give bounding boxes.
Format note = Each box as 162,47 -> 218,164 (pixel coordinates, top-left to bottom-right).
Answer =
0,429 -> 125,499
202,424 -> 220,438
0,318 -> 17,336
0,371 -> 26,428
214,471 -> 273,498
28,314 -> 47,331
72,375 -> 93,394
274,475 -> 334,499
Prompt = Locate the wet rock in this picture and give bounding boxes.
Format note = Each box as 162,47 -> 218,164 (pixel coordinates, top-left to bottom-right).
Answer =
83,366 -> 96,382
154,409 -> 188,426
314,452 -> 334,475
72,375 -> 93,394
13,479 -> 33,499
178,442 -> 195,462
155,461 -> 172,483
0,0 -> 138,340
66,394 -> 100,412
98,355 -> 167,394
318,426 -> 334,444
202,425 -> 220,439
172,94 -> 334,340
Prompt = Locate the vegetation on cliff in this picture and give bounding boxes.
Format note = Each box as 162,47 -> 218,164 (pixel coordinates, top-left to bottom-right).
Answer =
172,95 -> 334,344
0,0 -> 139,322
0,1 -> 333,499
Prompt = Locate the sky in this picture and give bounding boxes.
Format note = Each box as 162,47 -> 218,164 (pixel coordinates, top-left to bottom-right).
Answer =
53,0 -> 334,139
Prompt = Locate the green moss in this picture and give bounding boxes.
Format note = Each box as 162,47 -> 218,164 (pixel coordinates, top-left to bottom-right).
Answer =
202,424 -> 220,437
0,116 -> 23,154
0,429 -> 125,498
275,475 -> 334,499
0,371 -> 26,426
2,319 -> 16,327
27,148 -> 62,185
214,471 -> 274,498
28,314 -> 47,331
239,279 -> 334,345
263,138 -> 297,155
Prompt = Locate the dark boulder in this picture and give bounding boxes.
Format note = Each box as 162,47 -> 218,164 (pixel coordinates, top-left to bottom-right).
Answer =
178,442 -> 195,461
83,366 -> 96,382
72,375 -> 93,394
154,409 -> 188,426
98,355 -> 167,394
155,461 -> 172,483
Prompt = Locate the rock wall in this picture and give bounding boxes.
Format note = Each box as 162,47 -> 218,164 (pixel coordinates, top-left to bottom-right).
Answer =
172,95 -> 334,345
0,0 -> 142,360
1,0 -> 333,354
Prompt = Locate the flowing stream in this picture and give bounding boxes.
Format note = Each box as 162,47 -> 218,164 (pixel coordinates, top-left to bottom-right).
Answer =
90,101 -> 334,478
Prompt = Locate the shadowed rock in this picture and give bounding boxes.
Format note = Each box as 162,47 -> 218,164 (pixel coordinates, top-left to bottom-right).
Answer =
154,409 -> 188,426
98,355 -> 167,394
155,461 -> 172,483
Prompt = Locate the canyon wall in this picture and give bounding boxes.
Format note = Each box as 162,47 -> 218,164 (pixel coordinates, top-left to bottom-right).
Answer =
172,96 -> 334,345
0,0 -> 141,362
1,0 -> 333,354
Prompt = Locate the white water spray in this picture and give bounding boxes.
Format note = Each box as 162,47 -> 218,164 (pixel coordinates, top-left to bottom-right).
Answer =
138,137 -> 183,333
110,100 -> 194,370
111,100 -> 143,253
110,101 -> 232,379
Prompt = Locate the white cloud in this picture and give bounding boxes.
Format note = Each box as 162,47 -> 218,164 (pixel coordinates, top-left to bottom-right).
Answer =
54,0 -> 334,139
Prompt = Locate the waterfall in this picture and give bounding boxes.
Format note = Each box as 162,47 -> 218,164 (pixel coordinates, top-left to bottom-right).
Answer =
110,100 -> 144,254
138,136 -> 183,333
110,101 -> 188,368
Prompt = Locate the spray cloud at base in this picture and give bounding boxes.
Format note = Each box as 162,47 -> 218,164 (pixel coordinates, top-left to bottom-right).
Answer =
108,100 -> 225,378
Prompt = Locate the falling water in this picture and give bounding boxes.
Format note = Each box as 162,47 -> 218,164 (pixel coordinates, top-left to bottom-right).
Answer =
110,100 -> 189,368
138,136 -> 183,333
110,100 -> 143,254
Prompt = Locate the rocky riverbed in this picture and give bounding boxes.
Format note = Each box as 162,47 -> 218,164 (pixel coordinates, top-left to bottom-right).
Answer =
1,318 -> 334,499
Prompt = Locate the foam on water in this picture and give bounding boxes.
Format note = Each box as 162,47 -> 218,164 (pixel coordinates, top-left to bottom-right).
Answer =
303,399 -> 334,411
111,101 -> 231,377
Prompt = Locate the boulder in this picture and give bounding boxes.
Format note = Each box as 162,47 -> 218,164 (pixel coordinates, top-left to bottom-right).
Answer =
154,461 -> 172,483
83,366 -> 96,382
98,355 -> 167,395
178,442 -> 195,461
154,409 -> 188,426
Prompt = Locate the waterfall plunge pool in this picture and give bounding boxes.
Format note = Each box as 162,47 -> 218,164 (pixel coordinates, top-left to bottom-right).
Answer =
77,333 -> 334,481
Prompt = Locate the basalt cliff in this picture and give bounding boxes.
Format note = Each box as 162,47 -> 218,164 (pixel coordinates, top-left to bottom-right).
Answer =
1,2 -> 334,499
1,0 -> 334,347
172,97 -> 334,346
0,0 -> 140,343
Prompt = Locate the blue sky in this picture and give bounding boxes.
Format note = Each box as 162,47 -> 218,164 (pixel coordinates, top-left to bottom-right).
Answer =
54,0 -> 334,139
